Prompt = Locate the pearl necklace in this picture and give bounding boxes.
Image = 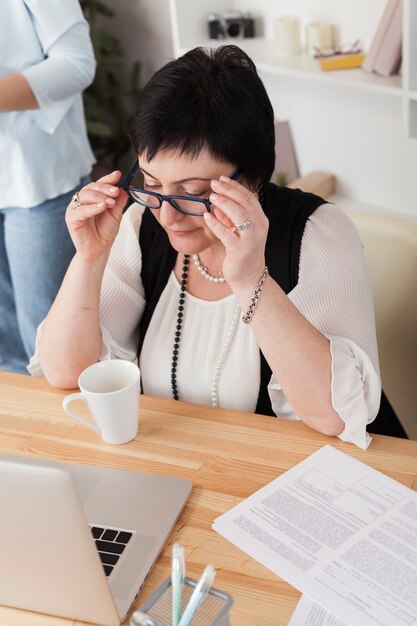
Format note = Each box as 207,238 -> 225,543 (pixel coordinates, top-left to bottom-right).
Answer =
171,255 -> 241,406
211,303 -> 241,406
192,254 -> 225,283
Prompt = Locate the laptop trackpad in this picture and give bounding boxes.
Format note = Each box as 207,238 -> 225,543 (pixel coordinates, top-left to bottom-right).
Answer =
111,533 -> 157,599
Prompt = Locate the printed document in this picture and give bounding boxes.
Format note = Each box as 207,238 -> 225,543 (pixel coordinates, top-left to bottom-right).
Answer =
213,445 -> 417,626
288,595 -> 348,626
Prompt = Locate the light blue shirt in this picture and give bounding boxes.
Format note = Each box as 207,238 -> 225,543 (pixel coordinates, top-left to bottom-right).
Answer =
0,0 -> 96,208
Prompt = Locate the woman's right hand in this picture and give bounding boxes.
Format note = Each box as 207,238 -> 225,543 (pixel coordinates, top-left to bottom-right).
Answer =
65,170 -> 129,261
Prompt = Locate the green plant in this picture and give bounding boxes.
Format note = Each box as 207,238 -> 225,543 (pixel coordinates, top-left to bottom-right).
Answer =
275,171 -> 287,187
80,0 -> 141,169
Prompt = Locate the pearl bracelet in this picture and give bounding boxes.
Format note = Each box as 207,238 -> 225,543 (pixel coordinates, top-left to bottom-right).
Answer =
241,267 -> 269,324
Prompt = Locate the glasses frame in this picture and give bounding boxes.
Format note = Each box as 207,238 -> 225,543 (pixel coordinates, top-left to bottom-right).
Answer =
122,160 -> 242,216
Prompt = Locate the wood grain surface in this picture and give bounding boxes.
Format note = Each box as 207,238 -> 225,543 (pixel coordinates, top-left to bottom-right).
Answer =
1,371 -> 416,626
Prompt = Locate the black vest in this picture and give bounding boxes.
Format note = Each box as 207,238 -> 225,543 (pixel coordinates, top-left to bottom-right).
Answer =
137,182 -> 324,415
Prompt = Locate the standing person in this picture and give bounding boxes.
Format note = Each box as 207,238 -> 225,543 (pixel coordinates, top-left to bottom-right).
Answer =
32,45 -> 384,448
0,0 -> 96,373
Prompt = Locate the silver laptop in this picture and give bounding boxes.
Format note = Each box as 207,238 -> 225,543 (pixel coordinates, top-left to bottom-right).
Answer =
0,454 -> 192,626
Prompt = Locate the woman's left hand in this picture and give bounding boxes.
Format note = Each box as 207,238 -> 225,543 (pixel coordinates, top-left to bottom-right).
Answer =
204,175 -> 269,288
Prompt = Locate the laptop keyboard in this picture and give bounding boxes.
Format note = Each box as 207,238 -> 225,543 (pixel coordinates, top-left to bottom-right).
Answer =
90,525 -> 133,577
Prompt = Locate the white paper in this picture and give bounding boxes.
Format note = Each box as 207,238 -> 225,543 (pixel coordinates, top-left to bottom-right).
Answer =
288,595 -> 348,626
213,445 -> 417,626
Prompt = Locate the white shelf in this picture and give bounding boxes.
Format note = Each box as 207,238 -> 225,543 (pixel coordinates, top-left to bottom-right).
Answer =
179,38 -> 402,98
403,0 -> 417,137
405,99 -> 417,137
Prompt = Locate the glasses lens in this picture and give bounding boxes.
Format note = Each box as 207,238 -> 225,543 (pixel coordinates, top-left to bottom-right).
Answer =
126,168 -> 160,208
171,198 -> 208,215
128,189 -> 161,208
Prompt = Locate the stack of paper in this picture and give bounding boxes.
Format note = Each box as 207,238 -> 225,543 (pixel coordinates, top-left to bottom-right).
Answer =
213,445 -> 417,626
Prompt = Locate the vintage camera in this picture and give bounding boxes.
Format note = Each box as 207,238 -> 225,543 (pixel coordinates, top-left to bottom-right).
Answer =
208,11 -> 255,39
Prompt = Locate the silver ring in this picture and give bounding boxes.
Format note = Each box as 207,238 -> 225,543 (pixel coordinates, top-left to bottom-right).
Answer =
235,219 -> 252,231
71,191 -> 82,206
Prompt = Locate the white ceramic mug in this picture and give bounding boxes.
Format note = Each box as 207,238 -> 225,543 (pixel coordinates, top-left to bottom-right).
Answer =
62,360 -> 140,444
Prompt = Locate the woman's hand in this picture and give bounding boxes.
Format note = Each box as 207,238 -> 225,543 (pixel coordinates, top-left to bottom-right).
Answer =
204,176 -> 269,288
65,170 -> 128,261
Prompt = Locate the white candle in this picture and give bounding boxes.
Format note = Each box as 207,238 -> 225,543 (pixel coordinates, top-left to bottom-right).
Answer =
274,16 -> 301,58
305,21 -> 333,56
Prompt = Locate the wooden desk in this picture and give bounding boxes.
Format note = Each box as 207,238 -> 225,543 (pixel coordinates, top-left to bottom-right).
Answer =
1,370 -> 416,626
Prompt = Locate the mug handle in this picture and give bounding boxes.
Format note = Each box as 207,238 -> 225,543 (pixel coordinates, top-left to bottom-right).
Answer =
62,393 -> 100,434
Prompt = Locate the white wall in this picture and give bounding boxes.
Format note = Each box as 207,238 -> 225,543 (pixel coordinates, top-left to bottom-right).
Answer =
262,73 -> 417,216
105,0 -> 174,86
236,0 -> 387,48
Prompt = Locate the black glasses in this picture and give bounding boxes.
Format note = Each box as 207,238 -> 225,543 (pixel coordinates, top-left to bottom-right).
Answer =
122,160 -> 242,216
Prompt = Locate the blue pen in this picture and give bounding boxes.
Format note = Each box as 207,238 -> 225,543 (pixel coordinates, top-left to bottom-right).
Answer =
177,565 -> 216,626
171,543 -> 185,626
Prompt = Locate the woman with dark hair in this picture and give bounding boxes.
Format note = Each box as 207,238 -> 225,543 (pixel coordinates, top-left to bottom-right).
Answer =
31,46 -> 382,448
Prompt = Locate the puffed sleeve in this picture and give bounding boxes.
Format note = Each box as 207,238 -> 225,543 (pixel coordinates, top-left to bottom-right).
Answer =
98,205 -> 146,361
268,203 -> 381,450
21,0 -> 96,133
28,204 -> 146,375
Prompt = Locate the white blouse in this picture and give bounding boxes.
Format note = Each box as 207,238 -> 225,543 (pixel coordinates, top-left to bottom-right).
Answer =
29,202 -> 381,450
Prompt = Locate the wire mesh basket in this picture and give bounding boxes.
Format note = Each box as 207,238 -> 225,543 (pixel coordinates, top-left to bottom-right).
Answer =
130,576 -> 233,626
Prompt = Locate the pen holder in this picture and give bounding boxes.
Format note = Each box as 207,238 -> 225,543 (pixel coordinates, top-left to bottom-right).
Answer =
130,577 -> 233,626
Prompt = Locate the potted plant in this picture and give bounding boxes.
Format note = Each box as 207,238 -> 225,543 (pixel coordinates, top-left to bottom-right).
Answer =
80,0 -> 141,176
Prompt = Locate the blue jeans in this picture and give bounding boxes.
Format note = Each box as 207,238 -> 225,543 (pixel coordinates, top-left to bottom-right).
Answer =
0,176 -> 90,374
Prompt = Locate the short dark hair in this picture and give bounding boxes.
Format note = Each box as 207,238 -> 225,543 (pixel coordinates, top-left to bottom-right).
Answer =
129,45 -> 275,189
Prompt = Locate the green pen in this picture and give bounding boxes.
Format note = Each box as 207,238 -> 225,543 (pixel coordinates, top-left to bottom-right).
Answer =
177,564 -> 216,626
171,543 -> 185,626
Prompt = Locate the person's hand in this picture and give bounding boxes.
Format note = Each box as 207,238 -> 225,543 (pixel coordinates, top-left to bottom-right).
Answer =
65,171 -> 128,261
203,176 -> 269,288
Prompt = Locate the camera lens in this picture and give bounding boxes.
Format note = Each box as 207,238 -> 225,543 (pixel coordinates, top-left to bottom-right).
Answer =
227,21 -> 241,37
